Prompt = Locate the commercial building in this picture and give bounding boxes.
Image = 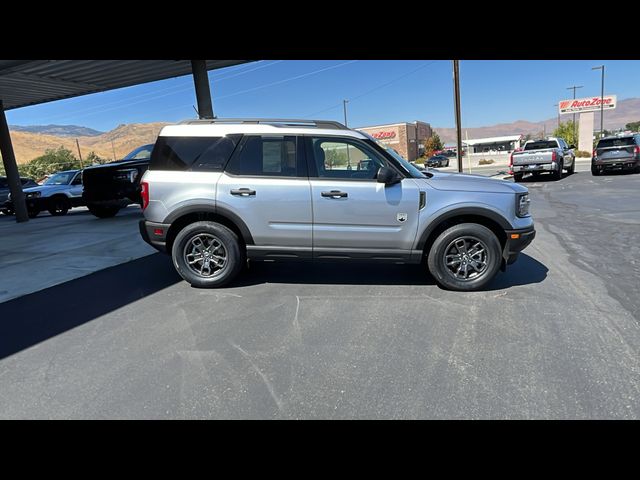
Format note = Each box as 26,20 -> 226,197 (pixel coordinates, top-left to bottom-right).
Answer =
356,121 -> 432,161
463,135 -> 523,154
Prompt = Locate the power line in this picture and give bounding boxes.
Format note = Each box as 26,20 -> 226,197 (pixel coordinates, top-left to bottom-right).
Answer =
304,61 -> 440,118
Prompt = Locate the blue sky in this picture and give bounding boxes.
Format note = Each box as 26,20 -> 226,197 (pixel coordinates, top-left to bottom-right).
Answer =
6,60 -> 640,132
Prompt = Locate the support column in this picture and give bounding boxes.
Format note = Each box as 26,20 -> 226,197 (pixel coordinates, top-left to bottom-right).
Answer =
578,112 -> 594,153
190,60 -> 214,119
0,100 -> 28,223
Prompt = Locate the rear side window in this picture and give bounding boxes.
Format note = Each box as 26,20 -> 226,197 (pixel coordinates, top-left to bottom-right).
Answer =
225,136 -> 299,177
150,135 -> 241,171
597,137 -> 635,148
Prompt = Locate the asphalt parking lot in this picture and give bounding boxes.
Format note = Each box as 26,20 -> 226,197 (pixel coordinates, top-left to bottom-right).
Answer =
1,164 -> 639,419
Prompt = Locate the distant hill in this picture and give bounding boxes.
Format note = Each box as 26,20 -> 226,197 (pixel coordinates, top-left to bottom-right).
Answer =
9,124 -> 103,137
8,122 -> 169,164
435,97 -> 640,144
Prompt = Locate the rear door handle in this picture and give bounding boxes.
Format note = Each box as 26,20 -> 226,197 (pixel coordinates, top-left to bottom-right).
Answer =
230,188 -> 256,196
321,190 -> 348,198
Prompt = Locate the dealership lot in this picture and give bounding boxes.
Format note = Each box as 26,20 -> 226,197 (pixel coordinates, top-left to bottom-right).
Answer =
0,167 -> 639,419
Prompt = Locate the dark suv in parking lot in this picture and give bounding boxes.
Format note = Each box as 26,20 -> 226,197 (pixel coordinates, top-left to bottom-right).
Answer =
0,177 -> 38,215
592,134 -> 640,175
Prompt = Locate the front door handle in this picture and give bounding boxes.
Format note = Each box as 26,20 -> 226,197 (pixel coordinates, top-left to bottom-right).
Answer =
321,190 -> 348,198
230,188 -> 256,196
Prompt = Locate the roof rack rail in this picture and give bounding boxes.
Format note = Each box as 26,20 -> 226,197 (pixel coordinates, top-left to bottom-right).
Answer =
178,118 -> 348,130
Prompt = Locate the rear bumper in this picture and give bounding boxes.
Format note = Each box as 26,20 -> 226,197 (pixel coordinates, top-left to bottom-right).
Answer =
503,225 -> 536,265
139,220 -> 170,253
593,158 -> 639,170
512,163 -> 557,173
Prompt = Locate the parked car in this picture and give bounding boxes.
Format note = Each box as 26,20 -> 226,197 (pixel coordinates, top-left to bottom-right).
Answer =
0,177 -> 39,215
426,155 -> 450,168
138,118 -> 535,292
510,137 -> 575,182
591,134 -> 640,175
4,170 -> 84,218
82,144 -> 154,218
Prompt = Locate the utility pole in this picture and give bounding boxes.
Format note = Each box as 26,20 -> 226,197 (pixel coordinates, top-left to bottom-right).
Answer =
567,85 -> 583,144
592,65 -> 605,138
343,99 -> 349,127
554,104 -> 559,129
111,139 -> 116,161
75,138 -> 84,168
453,60 -> 463,173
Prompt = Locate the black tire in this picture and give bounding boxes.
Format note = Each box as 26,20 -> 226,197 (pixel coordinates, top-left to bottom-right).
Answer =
427,223 -> 502,291
567,159 -> 575,174
171,221 -> 244,288
28,209 -> 40,218
48,196 -> 70,216
591,166 -> 601,176
552,160 -> 563,180
87,204 -> 120,218
513,173 -> 524,183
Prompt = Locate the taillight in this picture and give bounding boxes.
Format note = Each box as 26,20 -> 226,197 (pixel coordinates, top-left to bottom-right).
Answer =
140,181 -> 149,210
593,149 -> 597,158
551,151 -> 557,162
509,152 -> 513,167
634,145 -> 640,156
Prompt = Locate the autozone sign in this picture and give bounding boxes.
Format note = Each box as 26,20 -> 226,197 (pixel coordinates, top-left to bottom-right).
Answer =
371,131 -> 397,139
559,95 -> 617,114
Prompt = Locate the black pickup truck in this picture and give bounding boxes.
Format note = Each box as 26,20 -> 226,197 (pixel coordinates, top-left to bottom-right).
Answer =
82,144 -> 154,218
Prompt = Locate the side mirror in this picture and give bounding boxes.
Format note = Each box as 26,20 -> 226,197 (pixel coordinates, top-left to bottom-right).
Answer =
568,144 -> 576,149
377,167 -> 402,185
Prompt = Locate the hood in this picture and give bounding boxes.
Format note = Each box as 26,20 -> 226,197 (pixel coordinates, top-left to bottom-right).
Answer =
423,171 -> 528,194
23,184 -> 71,194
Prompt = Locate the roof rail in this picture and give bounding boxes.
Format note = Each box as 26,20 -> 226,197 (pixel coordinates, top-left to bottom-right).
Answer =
178,118 -> 348,130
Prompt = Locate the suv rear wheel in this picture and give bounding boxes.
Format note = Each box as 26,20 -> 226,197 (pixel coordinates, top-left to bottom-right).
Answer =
171,221 -> 244,288
427,223 -> 502,291
87,204 -> 120,218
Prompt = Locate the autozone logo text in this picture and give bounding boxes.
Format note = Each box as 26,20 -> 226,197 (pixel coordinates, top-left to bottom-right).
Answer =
371,131 -> 396,139
567,97 -> 613,108
559,95 -> 617,114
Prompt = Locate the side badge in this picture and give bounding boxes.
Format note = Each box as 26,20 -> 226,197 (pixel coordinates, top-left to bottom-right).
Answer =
397,213 -> 408,223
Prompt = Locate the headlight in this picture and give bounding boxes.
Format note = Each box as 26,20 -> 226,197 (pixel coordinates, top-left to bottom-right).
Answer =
114,168 -> 138,183
516,193 -> 530,217
26,191 -> 41,198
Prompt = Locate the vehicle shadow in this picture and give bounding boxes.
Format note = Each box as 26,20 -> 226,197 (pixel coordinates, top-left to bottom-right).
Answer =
0,253 -> 181,360
231,253 -> 548,290
488,253 -> 548,290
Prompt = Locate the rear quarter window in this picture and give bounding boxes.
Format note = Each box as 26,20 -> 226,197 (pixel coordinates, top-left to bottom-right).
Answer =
149,135 -> 241,171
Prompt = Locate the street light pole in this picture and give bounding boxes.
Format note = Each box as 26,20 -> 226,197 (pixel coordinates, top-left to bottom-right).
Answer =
343,99 -> 349,127
554,104 -> 559,129
453,60 -> 463,173
567,85 -> 583,144
592,65 -> 605,138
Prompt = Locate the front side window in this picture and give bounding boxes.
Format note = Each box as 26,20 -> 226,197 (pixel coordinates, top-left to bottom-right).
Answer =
309,137 -> 388,180
225,136 -> 299,177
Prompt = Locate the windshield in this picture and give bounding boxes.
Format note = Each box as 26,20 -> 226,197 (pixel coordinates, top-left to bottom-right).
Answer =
44,172 -> 76,185
360,132 -> 425,178
123,144 -> 154,161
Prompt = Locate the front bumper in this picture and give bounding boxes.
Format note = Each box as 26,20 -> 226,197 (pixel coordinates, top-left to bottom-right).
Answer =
139,220 -> 170,253
502,225 -> 536,266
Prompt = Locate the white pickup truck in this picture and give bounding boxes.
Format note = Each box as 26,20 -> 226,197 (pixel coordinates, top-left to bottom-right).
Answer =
510,137 -> 575,182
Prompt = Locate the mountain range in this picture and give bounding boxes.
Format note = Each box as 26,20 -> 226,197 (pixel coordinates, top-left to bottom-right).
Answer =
5,98 -> 639,164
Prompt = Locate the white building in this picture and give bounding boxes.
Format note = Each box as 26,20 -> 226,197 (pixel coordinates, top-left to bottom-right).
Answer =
463,135 -> 523,154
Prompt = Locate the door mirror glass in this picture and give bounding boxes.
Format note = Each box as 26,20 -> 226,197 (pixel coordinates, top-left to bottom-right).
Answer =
568,144 -> 576,150
377,167 -> 401,185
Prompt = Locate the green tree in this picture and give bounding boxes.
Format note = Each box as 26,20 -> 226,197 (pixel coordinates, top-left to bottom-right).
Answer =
18,147 -> 80,179
86,151 -> 108,165
552,120 -> 577,146
423,132 -> 444,157
625,121 -> 640,132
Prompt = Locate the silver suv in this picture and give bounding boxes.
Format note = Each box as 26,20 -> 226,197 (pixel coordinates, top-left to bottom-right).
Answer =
139,119 -> 535,291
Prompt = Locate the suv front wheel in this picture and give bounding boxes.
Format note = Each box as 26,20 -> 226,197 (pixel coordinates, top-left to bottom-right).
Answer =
427,223 -> 502,291
171,221 -> 244,288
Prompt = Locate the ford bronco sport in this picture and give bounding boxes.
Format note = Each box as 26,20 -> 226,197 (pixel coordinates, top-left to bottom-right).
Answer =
139,119 -> 535,291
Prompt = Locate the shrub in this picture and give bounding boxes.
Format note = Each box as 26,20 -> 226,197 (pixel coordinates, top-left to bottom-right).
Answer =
575,150 -> 591,158
478,158 -> 494,165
